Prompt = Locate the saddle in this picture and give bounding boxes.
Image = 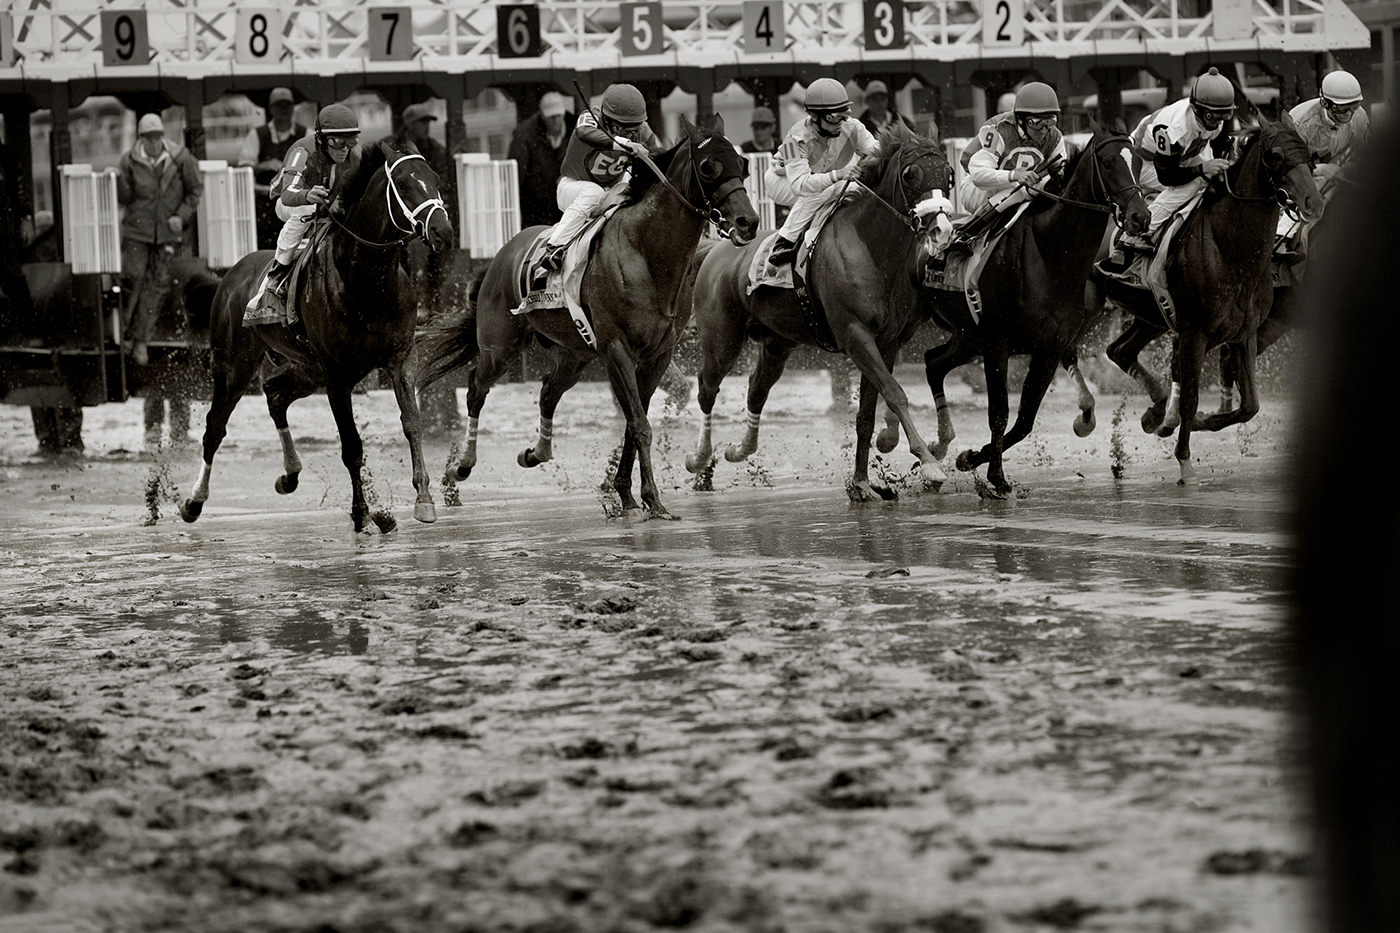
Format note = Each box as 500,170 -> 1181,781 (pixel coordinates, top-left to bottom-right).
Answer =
746,192 -> 847,294
1096,188 -> 1206,330
923,199 -> 1031,327
244,222 -> 327,327
510,205 -> 621,350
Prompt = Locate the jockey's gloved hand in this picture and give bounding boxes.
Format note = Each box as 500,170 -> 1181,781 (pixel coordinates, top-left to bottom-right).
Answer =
1010,168 -> 1038,187
1202,158 -> 1230,179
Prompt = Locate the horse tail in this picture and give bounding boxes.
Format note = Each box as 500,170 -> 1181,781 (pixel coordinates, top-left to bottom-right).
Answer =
415,301 -> 480,389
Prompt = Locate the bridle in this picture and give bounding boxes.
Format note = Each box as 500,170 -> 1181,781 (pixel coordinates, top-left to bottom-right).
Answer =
847,142 -> 949,233
1029,131 -> 1141,229
631,137 -> 750,241
330,152 -> 449,249
1220,128 -> 1310,220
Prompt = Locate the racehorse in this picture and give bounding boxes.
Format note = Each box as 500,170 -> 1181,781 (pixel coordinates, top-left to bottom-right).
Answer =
917,119 -> 1150,497
180,139 -> 454,531
416,115 -> 758,518
677,122 -> 951,501
1100,113 -> 1322,484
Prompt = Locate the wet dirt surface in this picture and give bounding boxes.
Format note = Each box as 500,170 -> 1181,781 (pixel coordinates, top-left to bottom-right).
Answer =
0,367 -> 1310,932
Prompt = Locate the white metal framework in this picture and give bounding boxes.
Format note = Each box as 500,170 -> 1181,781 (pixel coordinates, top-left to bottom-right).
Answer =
0,0 -> 1371,80
457,153 -> 521,259
60,163 -> 122,274
195,160 -> 257,270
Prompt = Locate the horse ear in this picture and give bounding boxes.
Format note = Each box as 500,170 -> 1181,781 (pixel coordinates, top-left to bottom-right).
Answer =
1278,107 -> 1299,132
1088,114 -> 1103,136
712,111 -> 725,136
1113,115 -> 1128,135
679,113 -> 694,135
378,139 -> 397,161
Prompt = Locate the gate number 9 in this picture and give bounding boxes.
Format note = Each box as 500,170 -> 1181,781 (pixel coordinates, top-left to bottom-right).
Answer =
102,10 -> 148,66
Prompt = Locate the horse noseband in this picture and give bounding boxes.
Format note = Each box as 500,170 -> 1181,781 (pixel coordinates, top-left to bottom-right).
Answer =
385,153 -> 448,238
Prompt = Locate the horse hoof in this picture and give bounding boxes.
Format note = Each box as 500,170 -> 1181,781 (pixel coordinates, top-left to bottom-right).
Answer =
846,481 -> 879,503
372,511 -> 397,534
275,473 -> 299,495
1155,423 -> 1177,439
451,463 -> 472,482
1141,408 -> 1164,434
179,500 -> 203,523
875,429 -> 899,454
414,501 -> 437,524
518,448 -> 541,469
930,440 -> 951,461
874,484 -> 897,501
1074,410 -> 1096,437
955,450 -> 976,473
684,453 -> 706,474
723,446 -> 750,463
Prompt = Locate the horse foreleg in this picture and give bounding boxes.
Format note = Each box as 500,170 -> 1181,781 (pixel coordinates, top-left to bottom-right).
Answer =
601,342 -> 671,519
447,347 -> 511,484
1064,350 -> 1097,437
849,374 -> 893,502
843,327 -> 945,492
1197,336 -> 1261,433
1107,318 -> 1170,433
994,350 -> 1060,465
263,369 -> 317,495
874,404 -> 901,454
325,383 -> 379,532
725,340 -> 794,463
1172,331 -> 1207,486
387,360 -> 436,524
181,365 -> 254,523
958,349 -> 1012,497
613,356 -> 669,512
923,339 -> 976,460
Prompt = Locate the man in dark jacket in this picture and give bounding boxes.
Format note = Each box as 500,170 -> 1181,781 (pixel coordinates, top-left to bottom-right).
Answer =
116,112 -> 203,366
393,102 -> 458,231
508,91 -> 576,229
857,80 -> 917,137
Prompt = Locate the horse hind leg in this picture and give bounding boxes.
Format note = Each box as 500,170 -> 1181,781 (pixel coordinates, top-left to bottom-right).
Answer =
446,345 -> 515,485
1064,350 -> 1097,437
520,352 -> 591,469
725,340 -> 794,463
1107,318 -> 1171,434
923,339 -> 976,461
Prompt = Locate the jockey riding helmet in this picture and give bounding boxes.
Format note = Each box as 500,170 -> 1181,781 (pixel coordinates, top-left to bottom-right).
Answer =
1013,82 -> 1061,116
1189,68 -> 1236,127
1320,70 -> 1363,123
805,78 -> 852,137
316,103 -> 360,137
601,84 -> 647,127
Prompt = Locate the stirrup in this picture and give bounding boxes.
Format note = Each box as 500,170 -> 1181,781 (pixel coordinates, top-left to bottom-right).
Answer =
539,244 -> 566,273
767,238 -> 797,267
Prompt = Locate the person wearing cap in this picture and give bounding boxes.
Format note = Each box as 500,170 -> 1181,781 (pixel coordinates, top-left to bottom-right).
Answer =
248,102 -> 361,309
1114,67 -> 1238,256
389,101 -> 457,229
538,83 -> 659,272
509,90 -> 577,229
115,111 -> 202,367
742,106 -> 779,154
239,88 -> 311,250
764,78 -> 880,271
1290,70 -> 1370,193
857,80 -> 916,138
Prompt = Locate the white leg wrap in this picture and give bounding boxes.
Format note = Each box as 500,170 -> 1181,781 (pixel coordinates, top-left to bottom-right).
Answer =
191,461 -> 212,503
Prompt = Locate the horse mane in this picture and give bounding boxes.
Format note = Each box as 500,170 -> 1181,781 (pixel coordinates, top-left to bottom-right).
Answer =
619,135 -> 685,207
1044,133 -> 1093,198
338,143 -> 389,207
854,123 -> 942,190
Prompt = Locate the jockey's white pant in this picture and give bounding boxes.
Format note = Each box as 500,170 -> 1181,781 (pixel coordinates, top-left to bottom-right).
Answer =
955,175 -> 1010,215
774,181 -> 844,243
275,202 -> 318,265
547,177 -> 607,247
1147,176 -> 1207,237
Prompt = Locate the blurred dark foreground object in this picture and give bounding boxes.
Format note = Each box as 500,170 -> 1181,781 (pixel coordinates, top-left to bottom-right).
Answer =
1294,115 -> 1400,933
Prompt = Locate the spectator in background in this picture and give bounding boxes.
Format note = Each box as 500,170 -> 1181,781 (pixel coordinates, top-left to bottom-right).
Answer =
115,113 -> 202,368
394,102 -> 458,231
858,80 -> 917,137
509,90 -> 575,229
742,106 -> 779,154
239,87 -> 309,251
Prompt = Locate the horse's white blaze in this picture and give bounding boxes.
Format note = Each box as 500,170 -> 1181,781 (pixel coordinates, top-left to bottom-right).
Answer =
190,461 -> 213,503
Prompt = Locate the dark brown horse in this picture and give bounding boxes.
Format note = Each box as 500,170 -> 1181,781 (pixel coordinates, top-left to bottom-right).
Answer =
678,123 -> 950,501
180,139 -> 454,531
1101,114 -> 1322,484
416,115 -> 758,518
918,120 -> 1150,497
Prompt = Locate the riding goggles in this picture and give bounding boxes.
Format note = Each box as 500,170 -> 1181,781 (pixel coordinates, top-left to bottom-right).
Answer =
814,109 -> 850,126
324,135 -> 359,151
1021,114 -> 1058,129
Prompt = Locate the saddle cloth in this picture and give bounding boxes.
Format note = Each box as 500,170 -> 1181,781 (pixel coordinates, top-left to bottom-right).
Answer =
1097,186 -> 1208,330
746,189 -> 848,294
243,223 -> 325,327
511,205 -> 622,350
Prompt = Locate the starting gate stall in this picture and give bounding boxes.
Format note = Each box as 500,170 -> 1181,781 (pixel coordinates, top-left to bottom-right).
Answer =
196,161 -> 259,271
744,151 -> 779,232
456,154 -> 521,259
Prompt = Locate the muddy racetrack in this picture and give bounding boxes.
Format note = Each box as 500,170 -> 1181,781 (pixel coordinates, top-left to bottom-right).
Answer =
0,365 -> 1309,932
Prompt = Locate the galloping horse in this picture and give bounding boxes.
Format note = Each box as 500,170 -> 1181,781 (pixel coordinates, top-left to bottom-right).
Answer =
918,119 -> 1150,497
1101,114 -> 1322,484
180,139 -> 454,531
416,115 -> 758,518
678,123 -> 951,501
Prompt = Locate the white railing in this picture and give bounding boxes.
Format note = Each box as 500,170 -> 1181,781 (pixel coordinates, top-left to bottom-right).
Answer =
457,153 -> 521,259
744,151 -> 780,232
0,0 -> 1369,79
60,164 -> 121,274
196,160 -> 258,269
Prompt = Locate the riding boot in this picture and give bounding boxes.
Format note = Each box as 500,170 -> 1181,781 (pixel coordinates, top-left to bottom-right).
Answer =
267,260 -> 294,299
539,242 -> 569,274
767,236 -> 797,268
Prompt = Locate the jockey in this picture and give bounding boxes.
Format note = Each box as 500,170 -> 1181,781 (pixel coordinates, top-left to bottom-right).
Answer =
765,78 -> 880,270
538,83 -> 659,272
1116,67 -> 1236,255
956,82 -> 1068,218
1290,70 -> 1370,193
257,103 -> 361,301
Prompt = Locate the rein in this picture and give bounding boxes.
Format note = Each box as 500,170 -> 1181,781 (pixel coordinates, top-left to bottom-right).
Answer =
632,144 -> 748,239
329,152 -> 447,249
1218,133 -> 1305,220
850,143 -> 948,232
1030,134 -> 1138,226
